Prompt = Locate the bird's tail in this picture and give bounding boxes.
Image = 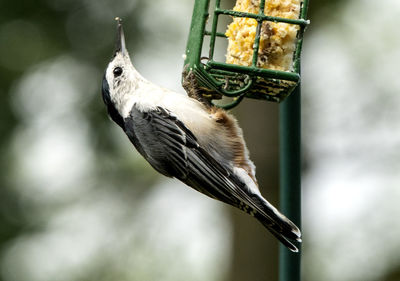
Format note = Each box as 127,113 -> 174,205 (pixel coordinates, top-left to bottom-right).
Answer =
252,195 -> 301,252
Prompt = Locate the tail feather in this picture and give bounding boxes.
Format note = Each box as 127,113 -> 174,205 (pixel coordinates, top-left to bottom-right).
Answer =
251,194 -> 301,252
263,222 -> 300,253
256,213 -> 300,252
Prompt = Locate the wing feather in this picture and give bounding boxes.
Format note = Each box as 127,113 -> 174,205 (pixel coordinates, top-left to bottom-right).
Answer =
124,105 -> 300,250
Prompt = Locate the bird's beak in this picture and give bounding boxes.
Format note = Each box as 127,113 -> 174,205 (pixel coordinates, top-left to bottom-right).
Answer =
115,17 -> 128,56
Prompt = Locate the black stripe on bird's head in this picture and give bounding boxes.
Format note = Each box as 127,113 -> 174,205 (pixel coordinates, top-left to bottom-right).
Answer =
102,72 -> 125,129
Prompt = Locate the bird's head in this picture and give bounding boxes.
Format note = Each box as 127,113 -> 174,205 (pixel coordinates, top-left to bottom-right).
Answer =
102,18 -> 139,109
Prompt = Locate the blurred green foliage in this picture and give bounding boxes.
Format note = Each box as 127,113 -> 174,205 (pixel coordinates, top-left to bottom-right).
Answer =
0,1 -> 159,280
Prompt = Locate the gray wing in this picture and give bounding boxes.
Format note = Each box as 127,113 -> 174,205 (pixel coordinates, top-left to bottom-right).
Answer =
124,106 -> 300,251
124,106 -> 236,203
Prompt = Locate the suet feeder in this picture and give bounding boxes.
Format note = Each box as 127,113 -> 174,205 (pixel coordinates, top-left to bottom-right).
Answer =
183,0 -> 309,109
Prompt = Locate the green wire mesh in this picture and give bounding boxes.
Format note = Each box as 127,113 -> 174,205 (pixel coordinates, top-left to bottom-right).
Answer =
183,0 -> 309,109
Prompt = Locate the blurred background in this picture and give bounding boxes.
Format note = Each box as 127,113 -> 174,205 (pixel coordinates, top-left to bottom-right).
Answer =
1,0 -> 400,280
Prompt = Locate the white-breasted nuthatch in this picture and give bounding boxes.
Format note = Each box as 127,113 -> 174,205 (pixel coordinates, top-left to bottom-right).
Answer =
102,18 -> 301,252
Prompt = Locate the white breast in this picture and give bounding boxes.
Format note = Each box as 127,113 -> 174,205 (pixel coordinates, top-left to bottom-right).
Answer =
124,80 -> 213,130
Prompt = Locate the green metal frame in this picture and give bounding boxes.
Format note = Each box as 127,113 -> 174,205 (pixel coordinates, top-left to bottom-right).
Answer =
183,1 -> 310,280
183,0 -> 309,109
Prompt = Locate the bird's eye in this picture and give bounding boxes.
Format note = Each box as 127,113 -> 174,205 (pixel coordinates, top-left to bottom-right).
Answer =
113,67 -> 123,77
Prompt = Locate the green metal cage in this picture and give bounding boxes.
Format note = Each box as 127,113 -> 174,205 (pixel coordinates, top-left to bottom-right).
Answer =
183,0 -> 309,109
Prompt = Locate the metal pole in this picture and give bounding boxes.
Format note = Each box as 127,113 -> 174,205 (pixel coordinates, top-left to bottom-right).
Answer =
279,84 -> 301,281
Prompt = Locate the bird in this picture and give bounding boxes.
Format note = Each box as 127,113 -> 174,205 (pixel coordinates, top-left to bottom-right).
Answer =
101,18 -> 301,252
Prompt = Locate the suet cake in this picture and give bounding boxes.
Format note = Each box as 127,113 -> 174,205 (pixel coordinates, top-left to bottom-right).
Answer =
225,0 -> 301,71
